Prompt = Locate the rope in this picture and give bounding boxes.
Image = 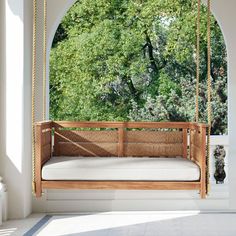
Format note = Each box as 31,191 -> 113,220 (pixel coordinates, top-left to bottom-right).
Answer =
43,0 -> 47,120
206,0 -> 212,195
31,0 -> 37,194
195,0 -> 201,123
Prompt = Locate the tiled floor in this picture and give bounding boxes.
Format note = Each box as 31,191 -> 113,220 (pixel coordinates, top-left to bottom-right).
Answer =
1,212 -> 236,236
0,214 -> 44,236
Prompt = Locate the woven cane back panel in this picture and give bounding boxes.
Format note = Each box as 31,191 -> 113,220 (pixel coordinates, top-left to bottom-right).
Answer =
125,143 -> 183,157
52,123 -> 188,158
125,131 -> 183,157
126,131 -> 183,143
56,130 -> 118,143
55,130 -> 118,157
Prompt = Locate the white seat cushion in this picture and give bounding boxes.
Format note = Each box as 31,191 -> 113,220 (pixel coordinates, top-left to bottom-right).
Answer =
42,157 -> 200,181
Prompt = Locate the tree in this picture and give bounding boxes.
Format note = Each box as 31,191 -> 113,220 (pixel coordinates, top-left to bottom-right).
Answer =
50,0 -> 227,134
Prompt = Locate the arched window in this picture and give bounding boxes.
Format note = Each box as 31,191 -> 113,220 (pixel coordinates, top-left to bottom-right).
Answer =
49,0 -> 227,135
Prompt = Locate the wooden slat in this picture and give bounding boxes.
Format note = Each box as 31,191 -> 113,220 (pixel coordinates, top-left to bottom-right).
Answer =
42,144 -> 52,165
182,129 -> 188,158
190,129 -> 194,160
42,130 -> 51,145
125,122 -> 190,129
126,131 -> 183,143
58,142 -> 118,156
54,121 -> 192,129
42,181 -> 201,190
54,121 -> 124,128
200,127 -> 207,199
118,128 -> 124,157
35,120 -> 52,130
53,128 -> 60,156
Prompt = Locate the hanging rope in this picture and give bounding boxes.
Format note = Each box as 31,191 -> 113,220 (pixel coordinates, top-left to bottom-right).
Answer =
43,0 -> 47,120
195,0 -> 201,123
206,0 -> 212,195
31,0 -> 37,194
32,0 -> 47,194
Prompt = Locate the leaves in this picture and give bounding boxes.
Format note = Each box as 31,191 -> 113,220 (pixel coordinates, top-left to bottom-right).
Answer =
50,0 -> 227,134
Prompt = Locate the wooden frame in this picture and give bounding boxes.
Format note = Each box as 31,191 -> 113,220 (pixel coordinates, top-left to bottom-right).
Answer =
35,121 -> 207,198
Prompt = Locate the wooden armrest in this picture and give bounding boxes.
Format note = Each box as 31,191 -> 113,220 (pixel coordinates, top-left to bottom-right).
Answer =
190,124 -> 207,169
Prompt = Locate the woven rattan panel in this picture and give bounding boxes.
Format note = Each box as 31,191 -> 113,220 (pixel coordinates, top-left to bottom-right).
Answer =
124,131 -> 183,157
55,130 -> 117,143
57,142 -> 118,156
125,131 -> 183,143
55,130 -> 118,156
125,143 -> 183,157
54,129 -> 184,157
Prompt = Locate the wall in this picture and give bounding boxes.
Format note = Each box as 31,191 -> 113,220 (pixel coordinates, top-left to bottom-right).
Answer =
0,0 -> 32,219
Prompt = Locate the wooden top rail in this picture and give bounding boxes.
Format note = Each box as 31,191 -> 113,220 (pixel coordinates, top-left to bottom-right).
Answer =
34,121 -> 208,131
34,120 -> 208,199
48,121 -> 208,129
35,120 -> 53,130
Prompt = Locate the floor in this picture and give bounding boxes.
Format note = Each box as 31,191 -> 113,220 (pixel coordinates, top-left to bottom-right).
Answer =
0,212 -> 236,236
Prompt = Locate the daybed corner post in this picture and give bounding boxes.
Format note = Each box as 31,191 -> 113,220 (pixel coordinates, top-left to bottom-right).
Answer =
200,125 -> 207,199
118,126 -> 125,157
35,123 -> 43,198
35,121 -> 53,198
182,128 -> 188,158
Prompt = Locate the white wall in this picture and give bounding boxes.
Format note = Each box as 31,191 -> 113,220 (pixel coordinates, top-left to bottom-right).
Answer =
0,0 -> 32,219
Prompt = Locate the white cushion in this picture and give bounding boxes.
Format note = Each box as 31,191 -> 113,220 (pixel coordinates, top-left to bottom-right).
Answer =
42,157 -> 200,181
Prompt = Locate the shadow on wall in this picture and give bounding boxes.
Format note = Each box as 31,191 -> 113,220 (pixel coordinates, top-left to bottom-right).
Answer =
0,0 -> 32,219
6,0 -> 23,20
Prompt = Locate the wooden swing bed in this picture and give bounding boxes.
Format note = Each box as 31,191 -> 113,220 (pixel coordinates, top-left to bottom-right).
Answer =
32,0 -> 212,199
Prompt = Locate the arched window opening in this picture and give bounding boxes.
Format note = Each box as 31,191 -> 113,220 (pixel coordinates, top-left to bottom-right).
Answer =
49,0 -> 227,135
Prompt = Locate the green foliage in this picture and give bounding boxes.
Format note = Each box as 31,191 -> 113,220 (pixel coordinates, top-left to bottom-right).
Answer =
50,0 -> 227,134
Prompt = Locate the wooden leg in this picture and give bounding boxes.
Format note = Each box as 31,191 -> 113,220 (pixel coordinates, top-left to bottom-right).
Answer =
35,181 -> 42,198
200,182 -> 206,199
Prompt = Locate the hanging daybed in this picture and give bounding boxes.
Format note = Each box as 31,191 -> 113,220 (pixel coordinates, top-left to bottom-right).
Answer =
34,121 -> 208,198
32,0 -> 212,198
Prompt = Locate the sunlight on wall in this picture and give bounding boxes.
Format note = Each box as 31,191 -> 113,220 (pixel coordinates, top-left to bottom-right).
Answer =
5,0 -> 23,173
